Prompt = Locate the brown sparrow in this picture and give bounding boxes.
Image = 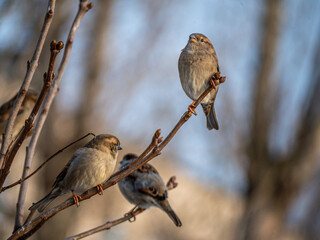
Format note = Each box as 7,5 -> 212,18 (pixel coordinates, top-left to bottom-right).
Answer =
178,33 -> 221,130
0,90 -> 38,142
29,134 -> 122,212
118,153 -> 182,227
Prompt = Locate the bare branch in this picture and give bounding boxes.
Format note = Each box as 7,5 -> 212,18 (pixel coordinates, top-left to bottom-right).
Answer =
0,0 -> 56,168
66,208 -> 145,240
0,30 -> 63,194
9,74 -> 225,240
0,41 -> 63,192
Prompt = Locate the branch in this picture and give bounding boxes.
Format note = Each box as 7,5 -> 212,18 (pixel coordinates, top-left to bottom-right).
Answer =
9,74 -> 225,240
13,40 -> 64,230
0,0 -> 56,169
0,40 -> 63,192
1,133 -> 95,193
0,42 -> 62,189
65,177 -> 178,240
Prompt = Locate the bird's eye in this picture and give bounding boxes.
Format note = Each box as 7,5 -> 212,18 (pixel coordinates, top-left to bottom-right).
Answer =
200,38 -> 204,42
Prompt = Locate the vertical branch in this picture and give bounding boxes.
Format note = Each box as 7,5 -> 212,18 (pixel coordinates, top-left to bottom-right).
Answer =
0,0 -> 56,167
14,41 -> 64,231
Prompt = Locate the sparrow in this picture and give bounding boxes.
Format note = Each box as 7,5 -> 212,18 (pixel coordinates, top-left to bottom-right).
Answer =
178,33 -> 221,130
118,153 -> 182,227
0,90 -> 38,142
29,134 -> 122,212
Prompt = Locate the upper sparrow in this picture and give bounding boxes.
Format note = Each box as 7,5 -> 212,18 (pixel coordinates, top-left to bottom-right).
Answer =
29,134 -> 122,212
0,90 -> 38,142
178,33 -> 221,130
118,153 -> 182,227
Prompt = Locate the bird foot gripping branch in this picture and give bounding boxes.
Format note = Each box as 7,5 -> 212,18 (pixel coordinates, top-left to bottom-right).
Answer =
72,191 -> 82,207
185,72 -> 226,119
124,205 -> 140,223
210,71 -> 226,89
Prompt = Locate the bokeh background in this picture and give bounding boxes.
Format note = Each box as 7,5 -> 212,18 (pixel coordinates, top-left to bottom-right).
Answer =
1,0 -> 320,239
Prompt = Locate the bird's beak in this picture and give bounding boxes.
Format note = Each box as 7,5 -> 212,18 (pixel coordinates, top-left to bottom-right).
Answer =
118,145 -> 123,150
189,34 -> 197,43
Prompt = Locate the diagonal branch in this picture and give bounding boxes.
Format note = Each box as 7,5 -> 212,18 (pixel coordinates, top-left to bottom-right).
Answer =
9,74 -> 225,240
65,177 -> 178,240
0,0 -> 56,169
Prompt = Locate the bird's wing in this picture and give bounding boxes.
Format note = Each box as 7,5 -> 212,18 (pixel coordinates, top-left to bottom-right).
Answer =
52,153 -> 78,188
137,163 -> 159,174
135,165 -> 167,201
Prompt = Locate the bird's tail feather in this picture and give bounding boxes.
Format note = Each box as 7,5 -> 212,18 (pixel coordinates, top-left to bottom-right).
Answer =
160,201 -> 182,227
29,188 -> 62,212
202,103 -> 219,130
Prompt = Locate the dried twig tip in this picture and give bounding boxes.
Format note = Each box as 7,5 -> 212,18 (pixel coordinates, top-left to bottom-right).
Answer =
219,76 -> 226,84
155,129 -> 161,138
166,176 -> 178,190
50,40 -> 56,50
87,2 -> 94,9
56,41 -> 64,51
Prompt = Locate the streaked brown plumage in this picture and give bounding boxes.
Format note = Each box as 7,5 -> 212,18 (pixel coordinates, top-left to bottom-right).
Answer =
0,90 -> 38,142
118,153 -> 182,227
29,134 -> 122,212
178,33 -> 220,130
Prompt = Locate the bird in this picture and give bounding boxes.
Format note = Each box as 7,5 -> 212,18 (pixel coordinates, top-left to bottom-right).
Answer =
29,134 -> 122,212
0,90 -> 38,142
178,33 -> 221,130
118,153 -> 182,227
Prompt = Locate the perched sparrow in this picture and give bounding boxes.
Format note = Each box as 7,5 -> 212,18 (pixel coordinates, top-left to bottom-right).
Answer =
0,90 -> 38,142
118,153 -> 182,227
178,33 -> 221,130
29,134 -> 122,212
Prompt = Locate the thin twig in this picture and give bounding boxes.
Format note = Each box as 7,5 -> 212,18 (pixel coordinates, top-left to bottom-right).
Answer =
2,133 -> 95,193
0,0 -> 56,170
65,208 -> 145,240
9,74 -> 225,240
65,176 -> 178,240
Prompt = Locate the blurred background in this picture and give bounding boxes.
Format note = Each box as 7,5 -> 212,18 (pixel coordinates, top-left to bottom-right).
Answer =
1,0 -> 320,239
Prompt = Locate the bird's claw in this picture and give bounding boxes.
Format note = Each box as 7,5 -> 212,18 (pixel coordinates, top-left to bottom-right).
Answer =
188,104 -> 197,115
125,210 -> 137,222
210,72 -> 226,87
72,192 -> 82,207
96,184 -> 104,195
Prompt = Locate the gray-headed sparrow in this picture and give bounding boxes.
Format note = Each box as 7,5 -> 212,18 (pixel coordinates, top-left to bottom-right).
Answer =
29,134 -> 122,212
118,153 -> 182,227
178,33 -> 221,130
0,90 -> 38,142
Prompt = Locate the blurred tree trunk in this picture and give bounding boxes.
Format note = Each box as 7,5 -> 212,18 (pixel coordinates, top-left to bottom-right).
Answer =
74,0 -> 113,137
239,0 -> 320,239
